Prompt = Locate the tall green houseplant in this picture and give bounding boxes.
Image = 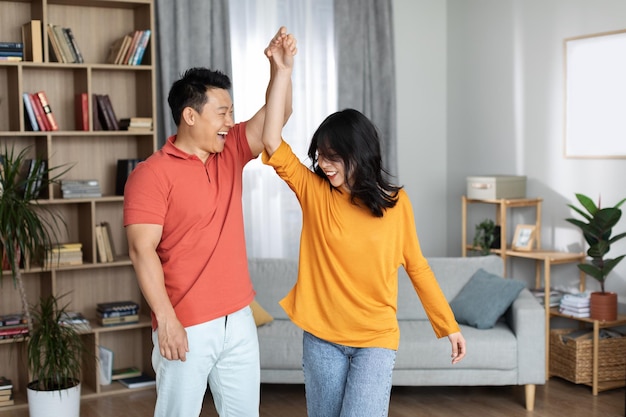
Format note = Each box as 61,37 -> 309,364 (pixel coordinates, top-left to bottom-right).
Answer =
565,193 -> 626,294
0,145 -> 68,331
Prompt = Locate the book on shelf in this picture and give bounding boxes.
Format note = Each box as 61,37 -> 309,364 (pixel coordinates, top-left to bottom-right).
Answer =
92,94 -> 102,130
115,158 -> 142,195
97,300 -> 140,314
17,158 -> 46,199
123,30 -> 143,65
35,91 -> 59,131
106,34 -> 131,65
98,346 -> 113,385
119,117 -> 153,131
50,24 -> 75,63
95,224 -> 108,263
61,179 -> 102,198
111,366 -> 142,381
45,242 -> 83,267
0,56 -> 22,61
100,221 -> 116,262
118,373 -> 155,389
0,42 -> 23,50
22,92 -> 39,131
59,311 -> 91,332
0,313 -> 26,327
131,29 -> 151,65
0,377 -> 13,391
46,24 -> 63,62
98,314 -> 139,326
28,92 -> 51,130
75,92 -> 89,131
21,20 -> 43,63
94,94 -> 119,131
63,27 -> 84,63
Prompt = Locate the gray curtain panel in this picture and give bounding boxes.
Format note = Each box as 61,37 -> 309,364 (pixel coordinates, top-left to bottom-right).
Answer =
154,0 -> 232,146
334,0 -> 397,177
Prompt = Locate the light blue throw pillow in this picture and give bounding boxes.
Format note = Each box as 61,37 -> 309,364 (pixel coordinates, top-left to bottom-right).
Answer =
449,268 -> 526,329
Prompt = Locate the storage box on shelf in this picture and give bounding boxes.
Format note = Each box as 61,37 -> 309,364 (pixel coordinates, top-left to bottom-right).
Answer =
0,0 -> 157,410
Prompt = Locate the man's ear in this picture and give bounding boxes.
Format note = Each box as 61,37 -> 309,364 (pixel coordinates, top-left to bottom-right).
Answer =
181,107 -> 195,126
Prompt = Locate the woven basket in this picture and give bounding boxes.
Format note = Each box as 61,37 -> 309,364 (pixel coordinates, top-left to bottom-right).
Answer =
550,328 -> 626,384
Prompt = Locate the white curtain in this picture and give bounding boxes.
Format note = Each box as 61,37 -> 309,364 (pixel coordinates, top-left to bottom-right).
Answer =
229,0 -> 336,259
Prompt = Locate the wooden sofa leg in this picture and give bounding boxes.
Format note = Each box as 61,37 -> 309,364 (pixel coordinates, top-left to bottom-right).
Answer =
525,384 -> 536,411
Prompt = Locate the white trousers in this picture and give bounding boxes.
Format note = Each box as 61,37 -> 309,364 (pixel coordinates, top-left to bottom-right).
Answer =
152,305 -> 260,417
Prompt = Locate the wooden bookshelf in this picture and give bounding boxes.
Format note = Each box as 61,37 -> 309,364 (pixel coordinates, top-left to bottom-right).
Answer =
0,0 -> 157,410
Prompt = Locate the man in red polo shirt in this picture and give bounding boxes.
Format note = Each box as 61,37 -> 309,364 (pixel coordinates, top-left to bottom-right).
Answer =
123,28 -> 297,417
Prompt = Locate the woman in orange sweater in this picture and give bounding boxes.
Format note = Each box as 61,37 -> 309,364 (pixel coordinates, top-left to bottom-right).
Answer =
262,36 -> 465,417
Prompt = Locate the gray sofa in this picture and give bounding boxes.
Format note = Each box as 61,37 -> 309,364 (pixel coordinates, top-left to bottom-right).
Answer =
249,255 -> 545,411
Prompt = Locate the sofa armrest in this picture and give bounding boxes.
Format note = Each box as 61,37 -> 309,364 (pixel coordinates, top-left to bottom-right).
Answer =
505,288 -> 545,384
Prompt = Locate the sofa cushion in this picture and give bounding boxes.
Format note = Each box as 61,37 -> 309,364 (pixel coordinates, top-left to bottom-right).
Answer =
396,256 -> 504,320
449,268 -> 525,329
250,300 -> 274,326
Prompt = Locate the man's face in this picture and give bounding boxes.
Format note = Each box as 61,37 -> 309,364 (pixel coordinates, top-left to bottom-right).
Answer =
194,88 -> 234,154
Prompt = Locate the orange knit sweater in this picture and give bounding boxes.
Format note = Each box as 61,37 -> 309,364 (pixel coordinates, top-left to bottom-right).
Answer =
263,141 -> 459,349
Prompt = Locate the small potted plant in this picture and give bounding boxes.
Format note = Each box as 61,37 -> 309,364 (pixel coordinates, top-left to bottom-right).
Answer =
473,219 -> 500,255
565,193 -> 626,321
26,294 -> 85,417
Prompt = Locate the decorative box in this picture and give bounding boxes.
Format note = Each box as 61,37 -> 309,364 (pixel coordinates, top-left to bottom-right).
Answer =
466,175 -> 526,200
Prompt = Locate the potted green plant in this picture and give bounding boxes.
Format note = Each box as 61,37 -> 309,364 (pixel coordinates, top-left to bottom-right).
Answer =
473,218 -> 499,255
26,294 -> 85,417
0,144 -> 68,329
0,145 -> 79,414
565,193 -> 626,321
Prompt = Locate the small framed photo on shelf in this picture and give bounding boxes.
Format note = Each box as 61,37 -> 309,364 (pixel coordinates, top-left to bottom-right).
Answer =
512,224 -> 535,251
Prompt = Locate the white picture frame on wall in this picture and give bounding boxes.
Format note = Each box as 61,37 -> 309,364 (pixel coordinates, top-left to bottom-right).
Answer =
564,29 -> 626,159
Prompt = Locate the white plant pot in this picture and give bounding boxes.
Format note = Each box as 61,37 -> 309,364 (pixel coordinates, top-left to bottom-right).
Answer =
27,382 -> 81,417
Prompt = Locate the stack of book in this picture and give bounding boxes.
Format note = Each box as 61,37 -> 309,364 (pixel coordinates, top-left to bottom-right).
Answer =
105,29 -> 151,65
529,287 -> 564,308
0,41 -> 23,61
59,311 -> 91,332
559,292 -> 591,318
119,117 -> 152,132
23,91 -> 59,131
97,301 -> 140,327
61,179 -> 102,198
46,23 -> 83,63
0,313 -> 28,340
0,377 -> 14,408
45,242 -> 83,267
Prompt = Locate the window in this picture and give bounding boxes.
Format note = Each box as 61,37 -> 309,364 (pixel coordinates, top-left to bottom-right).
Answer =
229,0 -> 336,258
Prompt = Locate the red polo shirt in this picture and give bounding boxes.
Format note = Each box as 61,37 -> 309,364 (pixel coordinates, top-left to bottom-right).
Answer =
124,122 -> 255,329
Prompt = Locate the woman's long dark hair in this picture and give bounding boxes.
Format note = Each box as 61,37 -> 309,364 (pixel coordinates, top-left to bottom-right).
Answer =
307,109 -> 402,217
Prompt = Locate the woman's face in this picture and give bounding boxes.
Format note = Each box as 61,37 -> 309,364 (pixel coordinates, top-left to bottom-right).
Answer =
317,150 -> 351,192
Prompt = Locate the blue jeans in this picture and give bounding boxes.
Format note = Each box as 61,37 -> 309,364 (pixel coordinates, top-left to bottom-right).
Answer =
303,331 -> 397,417
152,305 -> 260,417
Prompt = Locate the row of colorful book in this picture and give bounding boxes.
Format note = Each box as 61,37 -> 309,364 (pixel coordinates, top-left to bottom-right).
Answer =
23,91 -> 59,132
0,376 -> 14,407
106,29 -> 151,66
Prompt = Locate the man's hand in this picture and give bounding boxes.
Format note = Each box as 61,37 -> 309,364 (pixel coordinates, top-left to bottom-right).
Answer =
157,315 -> 189,361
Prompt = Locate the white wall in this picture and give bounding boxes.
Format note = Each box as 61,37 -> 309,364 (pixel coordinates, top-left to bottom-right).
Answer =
394,0 -> 626,298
